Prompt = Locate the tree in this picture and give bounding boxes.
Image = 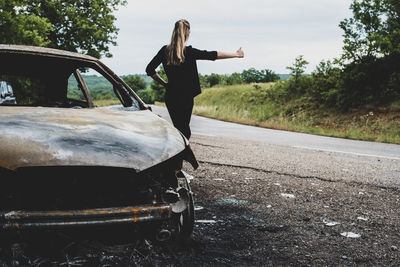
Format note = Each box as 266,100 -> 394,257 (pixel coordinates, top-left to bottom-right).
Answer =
0,0 -> 127,58
241,68 -> 280,83
286,55 -> 309,85
339,0 -> 400,62
206,73 -> 223,87
263,69 -> 280,83
122,75 -> 147,92
337,0 -> 400,109
0,1 -> 53,47
226,72 -> 243,85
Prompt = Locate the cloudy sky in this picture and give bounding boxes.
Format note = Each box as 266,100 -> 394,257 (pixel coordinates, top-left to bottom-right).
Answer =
101,0 -> 353,76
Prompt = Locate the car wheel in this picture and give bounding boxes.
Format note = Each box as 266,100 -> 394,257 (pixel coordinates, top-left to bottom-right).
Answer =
174,177 -> 195,239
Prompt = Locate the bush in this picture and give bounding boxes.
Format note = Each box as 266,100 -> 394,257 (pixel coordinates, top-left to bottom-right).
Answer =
310,60 -> 342,107
205,73 -> 224,87
90,89 -> 116,100
150,87 -> 165,102
136,88 -> 154,104
149,67 -> 167,102
340,54 -> 400,109
122,75 -> 147,92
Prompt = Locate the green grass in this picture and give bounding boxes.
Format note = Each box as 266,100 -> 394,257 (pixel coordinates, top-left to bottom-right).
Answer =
93,99 -> 121,107
194,83 -> 278,123
191,83 -> 400,144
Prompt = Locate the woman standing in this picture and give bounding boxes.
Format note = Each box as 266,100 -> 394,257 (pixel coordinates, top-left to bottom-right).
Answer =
146,19 -> 244,139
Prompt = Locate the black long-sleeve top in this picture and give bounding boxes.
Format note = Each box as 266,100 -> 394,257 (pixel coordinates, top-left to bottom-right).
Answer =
146,45 -> 217,98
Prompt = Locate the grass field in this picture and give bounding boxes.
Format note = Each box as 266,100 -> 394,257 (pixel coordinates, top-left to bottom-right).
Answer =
192,83 -> 400,144
93,99 -> 121,107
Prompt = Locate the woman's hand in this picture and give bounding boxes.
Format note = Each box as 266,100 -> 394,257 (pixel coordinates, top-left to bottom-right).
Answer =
217,48 -> 245,59
151,73 -> 168,88
236,47 -> 244,58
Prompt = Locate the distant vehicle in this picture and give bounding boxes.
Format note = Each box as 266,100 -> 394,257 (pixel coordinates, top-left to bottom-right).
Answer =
0,44 -> 198,240
0,81 -> 16,105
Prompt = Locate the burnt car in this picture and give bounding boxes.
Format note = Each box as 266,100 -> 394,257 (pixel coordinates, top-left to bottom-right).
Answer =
0,44 -> 198,240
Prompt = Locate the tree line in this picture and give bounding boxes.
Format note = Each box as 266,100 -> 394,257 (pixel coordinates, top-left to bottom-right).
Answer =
1,0 -> 398,110
122,68 -> 280,104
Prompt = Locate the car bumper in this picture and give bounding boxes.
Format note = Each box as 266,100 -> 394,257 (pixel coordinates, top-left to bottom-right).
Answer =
0,204 -> 172,229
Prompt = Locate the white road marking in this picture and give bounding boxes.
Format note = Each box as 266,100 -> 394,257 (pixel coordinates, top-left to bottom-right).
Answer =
192,132 -> 216,137
292,145 -> 400,161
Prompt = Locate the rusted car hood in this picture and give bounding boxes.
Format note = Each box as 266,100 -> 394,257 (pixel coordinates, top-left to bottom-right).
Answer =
0,106 -> 186,171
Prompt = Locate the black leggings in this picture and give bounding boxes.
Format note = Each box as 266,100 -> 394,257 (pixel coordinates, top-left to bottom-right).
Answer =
165,95 -> 194,140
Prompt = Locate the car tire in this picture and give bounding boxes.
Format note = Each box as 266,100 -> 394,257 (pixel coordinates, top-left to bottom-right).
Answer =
174,177 -> 195,240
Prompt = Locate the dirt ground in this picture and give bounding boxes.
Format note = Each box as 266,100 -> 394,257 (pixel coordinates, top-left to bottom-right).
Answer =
1,134 -> 400,266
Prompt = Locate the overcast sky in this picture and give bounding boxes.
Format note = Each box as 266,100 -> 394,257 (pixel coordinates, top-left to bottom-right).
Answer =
101,0 -> 353,76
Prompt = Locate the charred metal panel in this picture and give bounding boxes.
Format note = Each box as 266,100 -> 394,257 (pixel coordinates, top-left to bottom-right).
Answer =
0,204 -> 172,229
73,70 -> 94,108
0,107 -> 185,171
0,44 -> 97,62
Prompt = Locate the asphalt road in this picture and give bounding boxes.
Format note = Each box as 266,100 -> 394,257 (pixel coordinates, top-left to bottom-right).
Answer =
151,105 -> 400,160
151,105 -> 400,189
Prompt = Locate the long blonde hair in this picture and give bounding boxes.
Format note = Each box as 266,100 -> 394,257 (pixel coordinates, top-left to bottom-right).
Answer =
166,19 -> 190,65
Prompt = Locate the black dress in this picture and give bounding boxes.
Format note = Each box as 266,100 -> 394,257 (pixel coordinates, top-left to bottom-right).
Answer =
146,45 -> 217,139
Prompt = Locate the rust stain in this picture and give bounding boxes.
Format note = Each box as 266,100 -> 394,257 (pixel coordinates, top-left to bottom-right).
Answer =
2,205 -> 173,229
9,206 -> 162,217
0,136 -> 53,170
4,205 -> 171,219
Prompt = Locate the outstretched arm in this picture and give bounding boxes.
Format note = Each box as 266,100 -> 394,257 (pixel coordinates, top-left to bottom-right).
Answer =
217,47 -> 244,59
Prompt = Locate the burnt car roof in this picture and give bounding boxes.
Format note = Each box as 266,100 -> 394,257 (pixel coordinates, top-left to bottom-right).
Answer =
0,44 -> 101,77
0,44 -> 98,62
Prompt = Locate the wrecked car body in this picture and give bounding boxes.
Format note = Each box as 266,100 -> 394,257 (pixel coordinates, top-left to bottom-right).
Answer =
0,44 -> 198,240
